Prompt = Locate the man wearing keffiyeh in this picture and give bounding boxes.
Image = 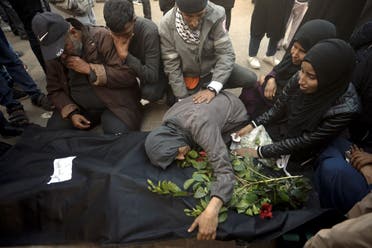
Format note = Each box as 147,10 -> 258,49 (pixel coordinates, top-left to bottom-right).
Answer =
159,0 -> 256,104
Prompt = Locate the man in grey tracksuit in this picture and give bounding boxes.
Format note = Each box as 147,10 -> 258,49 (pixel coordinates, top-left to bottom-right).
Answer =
159,0 -> 256,103
145,91 -> 249,240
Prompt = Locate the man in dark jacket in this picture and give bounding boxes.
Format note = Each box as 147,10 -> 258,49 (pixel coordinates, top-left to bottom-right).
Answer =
32,12 -> 142,134
104,0 -> 166,103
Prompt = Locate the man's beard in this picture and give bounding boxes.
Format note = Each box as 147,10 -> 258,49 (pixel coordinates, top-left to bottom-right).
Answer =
70,38 -> 83,56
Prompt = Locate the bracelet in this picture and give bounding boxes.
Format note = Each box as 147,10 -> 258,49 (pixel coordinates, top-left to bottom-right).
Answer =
67,109 -> 80,119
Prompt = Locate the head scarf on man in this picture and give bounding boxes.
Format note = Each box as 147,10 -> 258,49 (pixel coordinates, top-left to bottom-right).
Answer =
145,124 -> 189,169
287,39 -> 356,136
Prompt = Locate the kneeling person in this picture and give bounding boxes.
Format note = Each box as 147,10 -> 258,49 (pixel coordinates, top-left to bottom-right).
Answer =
145,91 -> 249,240
32,12 -> 142,134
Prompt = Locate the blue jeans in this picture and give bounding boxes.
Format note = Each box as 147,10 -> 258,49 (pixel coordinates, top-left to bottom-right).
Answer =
315,137 -> 372,213
249,33 -> 279,57
0,29 -> 41,98
0,70 -> 19,108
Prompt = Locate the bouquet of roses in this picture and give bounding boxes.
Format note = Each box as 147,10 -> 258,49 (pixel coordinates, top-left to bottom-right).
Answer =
148,148 -> 312,222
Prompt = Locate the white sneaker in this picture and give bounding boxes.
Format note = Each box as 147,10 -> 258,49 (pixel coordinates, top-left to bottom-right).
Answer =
248,56 -> 261,69
263,55 -> 280,66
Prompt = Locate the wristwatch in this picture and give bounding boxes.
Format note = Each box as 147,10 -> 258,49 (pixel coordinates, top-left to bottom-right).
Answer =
207,86 -> 217,95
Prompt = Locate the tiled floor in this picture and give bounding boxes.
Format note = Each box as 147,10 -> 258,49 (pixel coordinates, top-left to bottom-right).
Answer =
2,0 -> 284,246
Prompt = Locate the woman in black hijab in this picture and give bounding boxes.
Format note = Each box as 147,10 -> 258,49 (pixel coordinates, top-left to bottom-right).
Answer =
240,19 -> 336,118
235,39 -> 360,172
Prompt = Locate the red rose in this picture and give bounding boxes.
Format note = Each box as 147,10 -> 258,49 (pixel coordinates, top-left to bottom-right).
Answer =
259,203 -> 273,219
199,151 -> 207,157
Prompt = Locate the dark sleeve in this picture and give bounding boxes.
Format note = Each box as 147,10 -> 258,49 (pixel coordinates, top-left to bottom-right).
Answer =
126,25 -> 161,85
189,115 -> 235,204
46,59 -> 75,111
89,30 -> 138,89
253,75 -> 298,126
350,21 -> 372,50
259,112 -> 355,158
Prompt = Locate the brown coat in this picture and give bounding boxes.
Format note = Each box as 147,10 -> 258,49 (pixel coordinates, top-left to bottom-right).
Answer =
45,25 -> 143,130
304,191 -> 372,248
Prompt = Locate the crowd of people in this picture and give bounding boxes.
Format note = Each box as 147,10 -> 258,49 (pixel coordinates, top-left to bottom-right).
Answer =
1,0 -> 372,246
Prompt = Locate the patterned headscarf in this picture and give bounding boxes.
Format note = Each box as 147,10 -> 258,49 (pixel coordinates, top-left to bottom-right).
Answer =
175,8 -> 201,44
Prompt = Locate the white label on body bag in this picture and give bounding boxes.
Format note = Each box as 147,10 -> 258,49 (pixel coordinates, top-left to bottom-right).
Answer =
47,156 -> 76,184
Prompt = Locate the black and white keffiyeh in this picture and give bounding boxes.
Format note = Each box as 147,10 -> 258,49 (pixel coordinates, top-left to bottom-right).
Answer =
175,8 -> 201,44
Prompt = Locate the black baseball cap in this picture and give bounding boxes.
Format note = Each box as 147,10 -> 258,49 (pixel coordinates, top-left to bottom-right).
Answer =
32,12 -> 70,60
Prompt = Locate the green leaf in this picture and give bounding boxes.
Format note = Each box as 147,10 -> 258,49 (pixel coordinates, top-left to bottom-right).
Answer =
245,208 -> 253,216
173,191 -> 189,197
236,199 -> 249,211
192,182 -> 202,191
218,212 -> 228,223
178,160 -> 190,168
188,150 -> 199,159
244,192 -> 258,203
233,160 -> 246,172
200,198 -> 208,208
252,204 -> 260,215
232,159 -> 242,167
278,190 -> 290,202
193,173 -> 205,182
161,181 -> 170,193
228,194 -> 239,207
194,187 -> 208,199
167,181 -> 182,193
183,178 -> 195,190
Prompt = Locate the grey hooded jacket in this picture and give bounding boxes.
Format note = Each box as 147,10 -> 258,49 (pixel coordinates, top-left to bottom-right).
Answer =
163,91 -> 248,203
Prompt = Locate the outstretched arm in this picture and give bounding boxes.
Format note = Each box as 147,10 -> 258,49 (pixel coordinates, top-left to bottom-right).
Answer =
188,197 -> 223,240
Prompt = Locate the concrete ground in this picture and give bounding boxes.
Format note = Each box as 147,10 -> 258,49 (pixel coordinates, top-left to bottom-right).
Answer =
2,0 -> 283,246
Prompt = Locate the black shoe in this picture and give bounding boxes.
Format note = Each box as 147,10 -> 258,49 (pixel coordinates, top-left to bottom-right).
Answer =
0,124 -> 24,138
12,88 -> 28,100
31,93 -> 55,111
0,110 -> 24,137
6,104 -> 29,127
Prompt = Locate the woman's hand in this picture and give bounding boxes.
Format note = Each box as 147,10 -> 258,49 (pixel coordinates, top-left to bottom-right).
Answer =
233,147 -> 258,158
264,77 -> 277,100
237,124 -> 254,137
188,197 -> 222,240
